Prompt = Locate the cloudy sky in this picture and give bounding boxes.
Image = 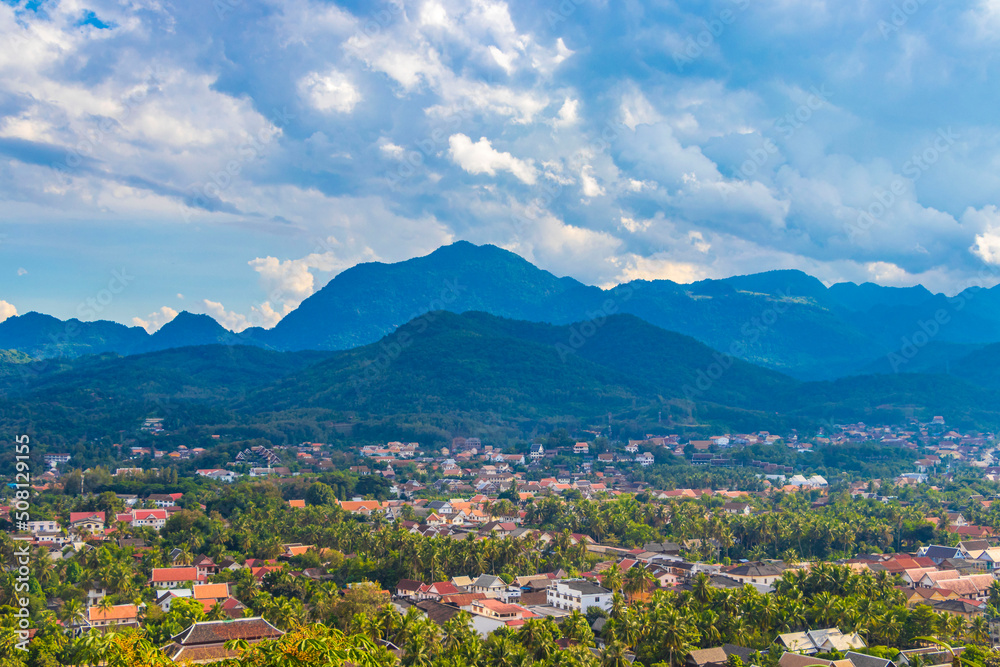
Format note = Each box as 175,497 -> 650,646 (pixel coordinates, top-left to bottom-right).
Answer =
2,0 -> 1000,331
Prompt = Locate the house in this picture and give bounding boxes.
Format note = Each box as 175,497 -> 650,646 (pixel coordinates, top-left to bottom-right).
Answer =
470,598 -> 530,623
160,617 -> 284,663
843,652 -> 894,667
918,545 -> 963,564
26,520 -> 60,534
724,561 -> 785,585
636,452 -> 655,467
686,648 -> 729,667
87,604 -> 139,629
471,575 -> 507,597
69,512 -> 106,534
898,587 -> 959,607
396,579 -> 424,599
776,628 -> 866,655
115,509 -> 168,531
192,583 -> 232,604
147,493 -> 183,508
573,442 -> 590,455
419,582 -> 461,600
546,580 -> 612,613
722,502 -> 752,515
193,555 -> 218,578
151,567 -> 201,589
530,444 -> 545,461
778,654 -> 853,667
933,599 -> 986,621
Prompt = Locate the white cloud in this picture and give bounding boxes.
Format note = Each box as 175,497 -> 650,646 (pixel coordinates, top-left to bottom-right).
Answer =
379,140 -> 406,159
16,267 -> 27,276
448,134 -> 537,184
0,300 -> 16,323
966,206 -> 1000,268
489,45 -> 516,74
554,98 -> 579,127
201,300 -> 250,332
579,165 -> 604,198
132,306 -> 178,333
299,70 -> 361,113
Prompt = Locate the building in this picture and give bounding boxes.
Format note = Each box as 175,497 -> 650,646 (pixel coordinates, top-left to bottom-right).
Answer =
776,628 -> 866,655
26,520 -> 60,534
471,575 -> 507,597
724,562 -> 785,585
151,567 -> 202,589
69,512 -> 105,534
115,509 -> 168,531
160,617 -> 284,663
546,580 -> 612,613
86,604 -> 139,629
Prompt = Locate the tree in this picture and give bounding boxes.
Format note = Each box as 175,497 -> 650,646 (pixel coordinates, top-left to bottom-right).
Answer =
306,483 -> 337,507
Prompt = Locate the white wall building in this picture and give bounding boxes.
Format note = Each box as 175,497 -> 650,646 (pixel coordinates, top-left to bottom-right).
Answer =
546,580 -> 612,613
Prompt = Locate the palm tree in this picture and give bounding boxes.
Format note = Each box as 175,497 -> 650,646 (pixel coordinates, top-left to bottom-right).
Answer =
60,599 -> 87,628
600,639 -> 632,667
207,602 -> 227,621
602,564 -> 624,594
624,566 -> 654,603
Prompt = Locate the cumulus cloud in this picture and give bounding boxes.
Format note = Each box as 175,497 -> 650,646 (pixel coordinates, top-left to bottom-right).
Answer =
201,300 -> 249,332
299,70 -> 361,113
448,134 -> 537,184
6,0 -> 1000,316
0,300 -> 16,323
132,306 -> 179,333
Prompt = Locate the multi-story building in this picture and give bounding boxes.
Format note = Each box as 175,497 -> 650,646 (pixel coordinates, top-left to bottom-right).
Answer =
546,580 -> 611,613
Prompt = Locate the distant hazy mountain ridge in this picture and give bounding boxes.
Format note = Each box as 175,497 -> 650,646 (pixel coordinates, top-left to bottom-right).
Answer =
7,241 -> 1000,380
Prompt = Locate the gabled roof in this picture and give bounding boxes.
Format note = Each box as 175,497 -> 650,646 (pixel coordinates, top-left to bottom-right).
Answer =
472,574 -> 505,589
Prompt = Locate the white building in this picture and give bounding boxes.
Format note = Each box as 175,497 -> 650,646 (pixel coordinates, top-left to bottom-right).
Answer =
26,520 -> 60,534
546,580 -> 612,613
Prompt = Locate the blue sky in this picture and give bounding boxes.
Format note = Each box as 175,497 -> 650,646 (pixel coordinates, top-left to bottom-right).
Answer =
2,0 -> 1000,331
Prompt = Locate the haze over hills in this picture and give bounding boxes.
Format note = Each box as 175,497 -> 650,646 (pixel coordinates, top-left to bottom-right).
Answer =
5,241 -> 1000,380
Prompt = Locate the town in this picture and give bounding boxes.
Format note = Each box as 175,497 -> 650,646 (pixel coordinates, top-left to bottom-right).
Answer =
4,414 -> 1000,666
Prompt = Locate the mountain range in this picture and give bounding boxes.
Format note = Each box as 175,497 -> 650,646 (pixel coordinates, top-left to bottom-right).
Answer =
5,310 -> 1000,449
6,241 -> 1000,381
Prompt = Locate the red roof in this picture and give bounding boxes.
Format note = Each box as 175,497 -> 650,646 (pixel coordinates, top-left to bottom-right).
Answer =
427,582 -> 460,595
69,511 -> 105,523
151,567 -> 199,583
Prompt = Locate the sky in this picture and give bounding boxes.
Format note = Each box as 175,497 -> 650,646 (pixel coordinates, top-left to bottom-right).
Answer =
2,0 -> 1000,332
